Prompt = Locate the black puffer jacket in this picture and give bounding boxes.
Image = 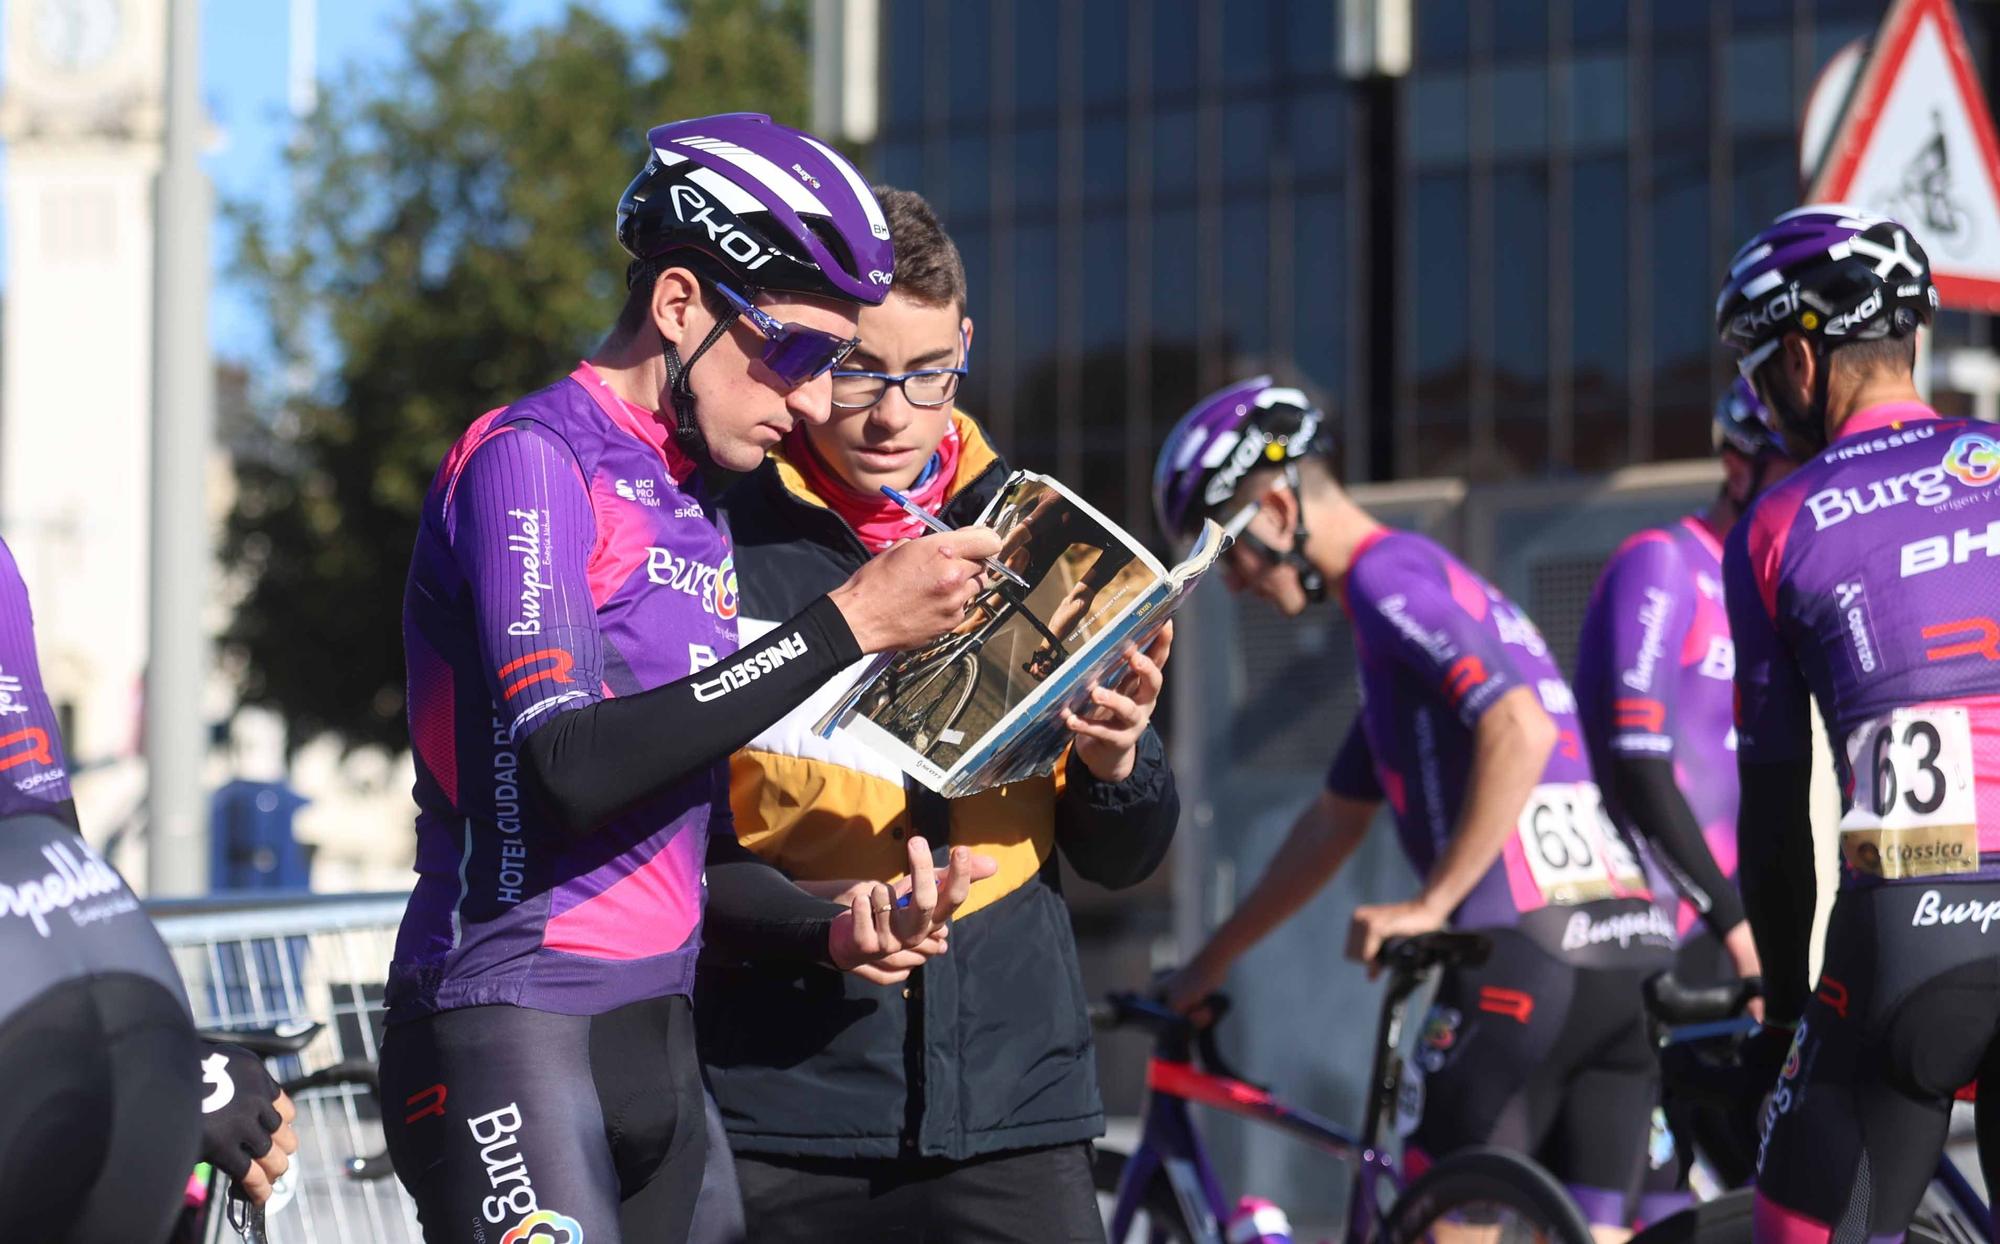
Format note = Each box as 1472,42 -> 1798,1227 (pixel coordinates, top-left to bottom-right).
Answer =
697,415 -> 1179,1160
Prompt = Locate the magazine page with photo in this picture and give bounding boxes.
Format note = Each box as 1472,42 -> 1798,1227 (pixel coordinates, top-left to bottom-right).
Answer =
817,470 -> 1224,796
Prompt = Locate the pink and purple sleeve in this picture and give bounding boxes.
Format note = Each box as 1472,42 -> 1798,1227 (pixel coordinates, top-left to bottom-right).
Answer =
1593,536 -> 1695,760
444,422 -> 607,743
1348,554 -> 1522,730
0,539 -> 73,817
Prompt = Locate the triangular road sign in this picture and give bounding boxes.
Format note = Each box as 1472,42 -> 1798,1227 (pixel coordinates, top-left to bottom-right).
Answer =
1810,0 -> 2000,311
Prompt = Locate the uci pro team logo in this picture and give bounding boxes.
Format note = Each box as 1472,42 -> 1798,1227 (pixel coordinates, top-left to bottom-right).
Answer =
1943,433 -> 2000,486
501,1210 -> 584,1244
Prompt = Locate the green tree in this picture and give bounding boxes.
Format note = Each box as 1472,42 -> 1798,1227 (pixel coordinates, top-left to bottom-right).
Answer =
225,0 -> 811,751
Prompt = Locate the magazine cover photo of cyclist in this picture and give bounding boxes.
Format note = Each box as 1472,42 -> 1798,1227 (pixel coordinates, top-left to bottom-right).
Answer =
862,474 -> 1158,767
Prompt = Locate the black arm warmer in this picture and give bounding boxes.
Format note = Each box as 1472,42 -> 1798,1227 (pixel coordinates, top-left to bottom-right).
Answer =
1602,754 -> 1746,938
1737,757 -> 1818,1026
1055,727 -> 1181,890
520,595 -> 862,836
701,831 -> 844,964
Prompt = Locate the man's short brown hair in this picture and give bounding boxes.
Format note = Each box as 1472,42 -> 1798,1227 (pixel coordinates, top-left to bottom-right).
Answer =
875,186 -> 967,315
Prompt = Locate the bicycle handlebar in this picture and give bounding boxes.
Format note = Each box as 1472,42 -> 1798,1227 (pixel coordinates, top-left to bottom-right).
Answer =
282,1058 -> 380,1096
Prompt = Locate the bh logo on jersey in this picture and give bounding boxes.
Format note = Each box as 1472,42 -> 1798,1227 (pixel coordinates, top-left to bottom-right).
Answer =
1944,433 -> 2000,486
500,1210 -> 584,1244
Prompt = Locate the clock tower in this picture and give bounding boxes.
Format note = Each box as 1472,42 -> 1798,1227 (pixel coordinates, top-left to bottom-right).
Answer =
0,0 -> 168,824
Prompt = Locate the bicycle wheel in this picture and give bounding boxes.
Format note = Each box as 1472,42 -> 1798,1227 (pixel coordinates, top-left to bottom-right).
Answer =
1094,1147 -> 1198,1244
1381,1147 -> 1594,1244
901,652 -> 980,754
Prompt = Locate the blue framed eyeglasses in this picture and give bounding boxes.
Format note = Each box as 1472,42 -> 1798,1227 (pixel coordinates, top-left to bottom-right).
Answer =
830,331 -> 972,411
713,282 -> 862,387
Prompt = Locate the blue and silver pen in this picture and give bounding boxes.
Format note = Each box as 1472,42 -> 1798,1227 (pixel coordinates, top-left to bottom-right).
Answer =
880,485 -> 1029,588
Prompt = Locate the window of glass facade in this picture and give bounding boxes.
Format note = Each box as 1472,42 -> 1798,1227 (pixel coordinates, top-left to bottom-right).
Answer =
945,0 -> 992,125
1082,2 -> 1129,107
1293,189 -> 1346,407
864,0 -> 1964,515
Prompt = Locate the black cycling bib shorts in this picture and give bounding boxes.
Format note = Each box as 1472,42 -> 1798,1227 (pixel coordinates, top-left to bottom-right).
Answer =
380,994 -> 707,1244
1402,927 -> 1660,1227
0,813 -> 202,1244
1754,881 -> 2000,1242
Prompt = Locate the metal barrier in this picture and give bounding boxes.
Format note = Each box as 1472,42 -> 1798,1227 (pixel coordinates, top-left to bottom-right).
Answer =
149,892 -> 422,1243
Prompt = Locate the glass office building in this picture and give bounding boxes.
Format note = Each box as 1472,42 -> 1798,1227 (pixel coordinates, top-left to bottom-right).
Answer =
864,0 -> 1988,536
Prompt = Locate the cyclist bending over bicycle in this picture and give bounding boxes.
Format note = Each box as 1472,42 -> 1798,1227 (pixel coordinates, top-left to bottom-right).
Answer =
1155,379 -> 1673,1243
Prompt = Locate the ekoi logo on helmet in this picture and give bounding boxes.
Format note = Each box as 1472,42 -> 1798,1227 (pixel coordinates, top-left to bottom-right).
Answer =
501,1210 -> 585,1244
1943,433 -> 2000,486
666,182 -> 781,273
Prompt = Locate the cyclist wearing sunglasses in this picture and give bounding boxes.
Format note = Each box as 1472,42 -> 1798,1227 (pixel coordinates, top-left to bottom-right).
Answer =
379,116 -> 1002,1244
1155,379 -> 1673,1237
1713,206 -> 2000,1243
701,186 -> 1178,1243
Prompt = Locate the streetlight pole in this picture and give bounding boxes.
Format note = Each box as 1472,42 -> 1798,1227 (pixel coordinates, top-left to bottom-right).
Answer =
147,0 -> 213,896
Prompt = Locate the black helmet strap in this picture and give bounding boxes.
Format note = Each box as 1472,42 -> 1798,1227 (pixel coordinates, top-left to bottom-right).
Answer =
1232,464 -> 1328,602
663,305 -> 741,459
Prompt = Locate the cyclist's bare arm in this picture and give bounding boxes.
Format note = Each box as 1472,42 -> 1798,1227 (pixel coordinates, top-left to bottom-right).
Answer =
1164,789 -> 1378,1013
1425,687 -> 1556,915
1346,686 -> 1556,966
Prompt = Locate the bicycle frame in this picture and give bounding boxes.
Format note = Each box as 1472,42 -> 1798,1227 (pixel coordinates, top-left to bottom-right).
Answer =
877,575 -> 1069,717
1105,965 -> 1431,1244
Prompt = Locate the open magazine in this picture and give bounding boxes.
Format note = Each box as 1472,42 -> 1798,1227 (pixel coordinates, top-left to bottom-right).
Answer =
814,470 -> 1226,798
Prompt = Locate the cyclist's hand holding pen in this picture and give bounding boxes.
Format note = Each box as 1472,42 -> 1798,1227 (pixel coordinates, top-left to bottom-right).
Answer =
827,523 -> 1003,652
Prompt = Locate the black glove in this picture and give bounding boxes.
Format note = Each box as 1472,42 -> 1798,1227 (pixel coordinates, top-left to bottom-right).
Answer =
198,1042 -> 284,1181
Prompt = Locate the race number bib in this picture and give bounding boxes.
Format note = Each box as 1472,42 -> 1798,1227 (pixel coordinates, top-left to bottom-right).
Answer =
1841,707 -> 1978,879
1517,782 -> 1643,906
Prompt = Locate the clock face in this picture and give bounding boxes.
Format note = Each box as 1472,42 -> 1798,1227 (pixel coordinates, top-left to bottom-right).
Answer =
32,0 -> 123,75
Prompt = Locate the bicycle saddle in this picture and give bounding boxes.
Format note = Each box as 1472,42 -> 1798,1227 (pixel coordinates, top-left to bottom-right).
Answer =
197,1018 -> 324,1057
1642,972 -> 1761,1027
1376,931 -> 1492,977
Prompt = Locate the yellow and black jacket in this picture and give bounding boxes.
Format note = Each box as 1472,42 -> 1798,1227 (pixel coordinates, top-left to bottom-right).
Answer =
698,413 -> 1178,1161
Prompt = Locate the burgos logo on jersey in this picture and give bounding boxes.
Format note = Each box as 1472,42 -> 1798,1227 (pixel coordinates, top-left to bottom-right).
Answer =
501,1211 -> 584,1244
1804,432 -> 2000,529
645,548 -> 736,618
1944,433 -> 2000,486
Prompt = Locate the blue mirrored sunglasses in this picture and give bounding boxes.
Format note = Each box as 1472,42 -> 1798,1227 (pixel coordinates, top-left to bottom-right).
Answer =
713,282 -> 862,387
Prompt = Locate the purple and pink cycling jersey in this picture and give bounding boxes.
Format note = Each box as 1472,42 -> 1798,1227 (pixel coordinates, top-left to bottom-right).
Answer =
389,363 -> 740,1021
1575,516 -> 1739,935
1726,403 -> 2000,888
1327,530 -> 1670,965
0,537 -> 72,819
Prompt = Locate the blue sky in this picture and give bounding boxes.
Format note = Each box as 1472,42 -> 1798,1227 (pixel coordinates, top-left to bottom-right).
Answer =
202,0 -> 663,358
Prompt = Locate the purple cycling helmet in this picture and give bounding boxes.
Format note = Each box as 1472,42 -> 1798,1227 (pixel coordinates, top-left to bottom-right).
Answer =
1715,204 -> 1936,446
1711,377 -> 1785,460
618,112 -> 894,305
1153,376 -> 1330,542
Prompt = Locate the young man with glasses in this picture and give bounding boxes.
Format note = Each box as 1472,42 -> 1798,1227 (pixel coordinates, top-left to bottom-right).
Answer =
379,116 -> 999,1244
701,186 -> 1179,1243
